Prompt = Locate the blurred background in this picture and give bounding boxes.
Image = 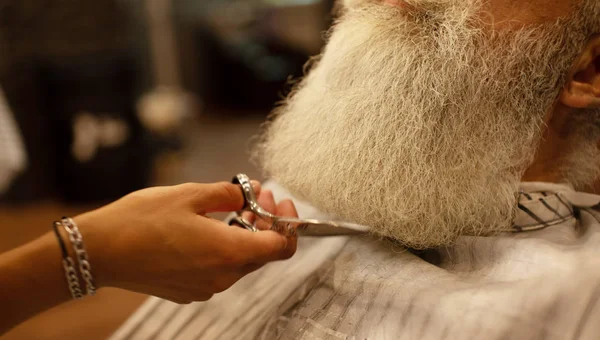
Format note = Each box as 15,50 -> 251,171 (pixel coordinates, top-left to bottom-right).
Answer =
0,0 -> 333,338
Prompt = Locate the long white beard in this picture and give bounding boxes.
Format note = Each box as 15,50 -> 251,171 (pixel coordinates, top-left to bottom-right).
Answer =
255,2 -> 588,248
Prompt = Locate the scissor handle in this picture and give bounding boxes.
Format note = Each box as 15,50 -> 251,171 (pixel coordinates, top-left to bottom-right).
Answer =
228,216 -> 259,233
232,174 -> 277,220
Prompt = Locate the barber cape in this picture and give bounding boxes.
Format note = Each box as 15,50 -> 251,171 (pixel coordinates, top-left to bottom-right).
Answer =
111,182 -> 600,340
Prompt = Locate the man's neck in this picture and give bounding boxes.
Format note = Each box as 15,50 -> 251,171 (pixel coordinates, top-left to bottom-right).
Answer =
522,103 -> 574,184
521,103 -> 597,191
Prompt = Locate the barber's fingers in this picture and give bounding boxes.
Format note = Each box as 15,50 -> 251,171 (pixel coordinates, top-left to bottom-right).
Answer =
198,216 -> 295,263
263,199 -> 300,234
240,263 -> 263,275
254,190 -> 277,230
275,199 -> 298,219
185,181 -> 261,214
274,199 -> 299,252
242,231 -> 297,263
240,189 -> 275,229
242,193 -> 298,233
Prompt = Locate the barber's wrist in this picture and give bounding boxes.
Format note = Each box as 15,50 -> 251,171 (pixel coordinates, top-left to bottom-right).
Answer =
70,213 -> 119,289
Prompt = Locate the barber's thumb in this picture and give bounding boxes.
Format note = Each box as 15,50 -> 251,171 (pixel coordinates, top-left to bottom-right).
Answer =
246,231 -> 297,263
190,180 -> 261,213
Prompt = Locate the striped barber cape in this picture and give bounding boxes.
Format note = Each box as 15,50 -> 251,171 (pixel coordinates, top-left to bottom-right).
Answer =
111,181 -> 600,340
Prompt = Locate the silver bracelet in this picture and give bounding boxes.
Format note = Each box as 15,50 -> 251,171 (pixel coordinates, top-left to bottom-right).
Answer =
61,217 -> 97,296
62,257 -> 84,299
53,221 -> 84,299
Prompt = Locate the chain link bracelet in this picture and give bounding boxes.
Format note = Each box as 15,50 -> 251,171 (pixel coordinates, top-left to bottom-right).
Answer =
61,217 -> 97,296
52,221 -> 83,299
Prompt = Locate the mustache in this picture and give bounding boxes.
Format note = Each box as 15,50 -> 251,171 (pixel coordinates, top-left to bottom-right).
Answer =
340,0 -> 483,35
350,0 -> 478,14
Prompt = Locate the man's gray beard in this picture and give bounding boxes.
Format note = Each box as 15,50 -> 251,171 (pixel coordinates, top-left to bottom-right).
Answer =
255,2 -> 592,248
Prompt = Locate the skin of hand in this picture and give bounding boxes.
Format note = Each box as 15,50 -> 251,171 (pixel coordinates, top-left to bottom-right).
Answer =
0,180 -> 298,334
75,181 -> 299,304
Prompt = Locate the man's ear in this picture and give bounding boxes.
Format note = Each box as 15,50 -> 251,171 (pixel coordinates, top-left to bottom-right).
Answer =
560,34 -> 600,109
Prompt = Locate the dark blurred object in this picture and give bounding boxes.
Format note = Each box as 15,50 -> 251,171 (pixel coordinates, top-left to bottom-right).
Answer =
41,54 -> 154,203
0,0 -> 153,203
0,62 -> 52,201
175,0 -> 333,110
195,27 -> 309,110
0,0 -> 132,70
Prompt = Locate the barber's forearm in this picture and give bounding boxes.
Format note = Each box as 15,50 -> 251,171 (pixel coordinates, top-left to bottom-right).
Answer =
0,232 -> 71,335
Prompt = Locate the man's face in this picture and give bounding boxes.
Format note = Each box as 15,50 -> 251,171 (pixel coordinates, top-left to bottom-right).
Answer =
256,0 -> 594,248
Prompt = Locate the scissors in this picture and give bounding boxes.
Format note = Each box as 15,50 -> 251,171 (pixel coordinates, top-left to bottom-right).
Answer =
228,173 -> 371,237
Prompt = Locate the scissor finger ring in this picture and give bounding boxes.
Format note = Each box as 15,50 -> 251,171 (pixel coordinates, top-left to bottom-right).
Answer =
228,216 -> 259,233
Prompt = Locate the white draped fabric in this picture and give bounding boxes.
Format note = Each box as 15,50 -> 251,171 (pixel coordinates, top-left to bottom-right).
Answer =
111,181 -> 600,340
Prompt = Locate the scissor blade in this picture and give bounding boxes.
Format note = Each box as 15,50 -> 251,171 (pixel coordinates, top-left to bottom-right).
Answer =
273,218 -> 370,236
297,222 -> 370,236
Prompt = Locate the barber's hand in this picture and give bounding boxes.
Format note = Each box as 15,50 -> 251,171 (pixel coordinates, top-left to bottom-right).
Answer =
73,181 -> 298,304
